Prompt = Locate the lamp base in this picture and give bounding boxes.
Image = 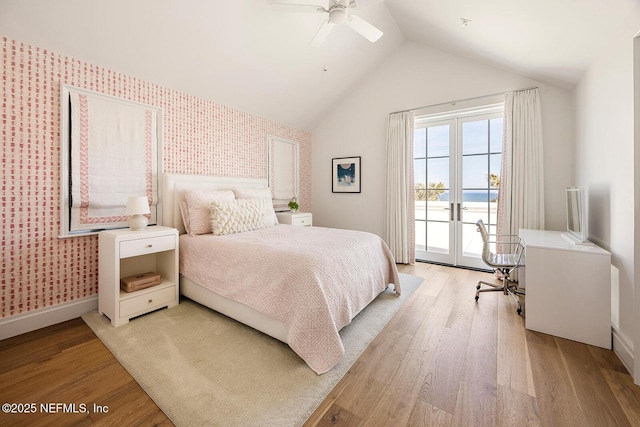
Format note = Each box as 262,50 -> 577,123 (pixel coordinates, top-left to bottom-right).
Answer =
128,214 -> 148,231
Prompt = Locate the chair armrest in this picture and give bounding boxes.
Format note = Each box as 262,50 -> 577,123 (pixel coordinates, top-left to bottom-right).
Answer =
487,233 -> 524,242
483,239 -> 525,265
485,239 -> 522,246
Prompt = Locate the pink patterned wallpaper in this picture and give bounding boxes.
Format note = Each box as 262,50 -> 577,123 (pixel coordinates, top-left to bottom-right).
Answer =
0,36 -> 312,318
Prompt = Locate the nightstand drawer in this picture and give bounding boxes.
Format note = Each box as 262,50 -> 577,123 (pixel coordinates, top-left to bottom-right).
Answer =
120,235 -> 175,258
277,212 -> 312,227
291,215 -> 312,226
120,285 -> 175,317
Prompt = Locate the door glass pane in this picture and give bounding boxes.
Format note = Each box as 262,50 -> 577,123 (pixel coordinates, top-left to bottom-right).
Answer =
427,191 -> 450,221
489,154 -> 501,183
414,158 -> 426,182
427,221 -> 449,254
489,199 -> 499,225
490,117 -> 503,153
462,120 -> 488,155
415,220 -> 426,250
489,153 -> 500,225
462,189 -> 489,202
415,199 -> 426,220
427,125 -> 449,157
462,190 -> 489,223
462,154 -> 489,188
489,190 -> 499,204
462,222 -> 483,258
415,158 -> 427,221
427,157 -> 449,187
414,128 -> 426,158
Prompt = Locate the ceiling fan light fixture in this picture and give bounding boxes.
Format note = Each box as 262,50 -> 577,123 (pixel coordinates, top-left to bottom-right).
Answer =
329,8 -> 347,24
274,0 -> 382,46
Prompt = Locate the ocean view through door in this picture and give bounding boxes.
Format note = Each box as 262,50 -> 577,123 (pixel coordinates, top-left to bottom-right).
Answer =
414,106 -> 503,269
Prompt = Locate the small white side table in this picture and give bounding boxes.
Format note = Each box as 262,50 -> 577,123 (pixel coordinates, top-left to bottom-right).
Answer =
98,226 -> 179,327
276,212 -> 312,227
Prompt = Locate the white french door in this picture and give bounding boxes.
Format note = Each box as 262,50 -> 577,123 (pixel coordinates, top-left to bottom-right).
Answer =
414,106 -> 503,269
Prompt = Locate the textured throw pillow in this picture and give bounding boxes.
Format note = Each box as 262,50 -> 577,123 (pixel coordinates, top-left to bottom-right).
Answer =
210,199 -> 276,236
184,189 -> 235,235
232,187 -> 278,226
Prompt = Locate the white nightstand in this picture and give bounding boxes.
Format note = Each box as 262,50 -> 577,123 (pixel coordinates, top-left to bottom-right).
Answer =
98,226 -> 179,327
276,211 -> 312,227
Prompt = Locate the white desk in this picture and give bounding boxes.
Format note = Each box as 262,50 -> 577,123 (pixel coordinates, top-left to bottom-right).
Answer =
519,229 -> 611,349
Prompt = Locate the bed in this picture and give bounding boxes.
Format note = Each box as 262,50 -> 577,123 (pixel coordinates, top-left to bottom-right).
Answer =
162,173 -> 400,374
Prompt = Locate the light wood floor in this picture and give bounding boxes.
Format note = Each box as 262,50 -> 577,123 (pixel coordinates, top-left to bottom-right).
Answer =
2,262 -> 639,426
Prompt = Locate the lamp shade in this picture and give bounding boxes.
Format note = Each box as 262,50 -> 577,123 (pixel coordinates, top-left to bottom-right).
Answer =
126,196 -> 151,215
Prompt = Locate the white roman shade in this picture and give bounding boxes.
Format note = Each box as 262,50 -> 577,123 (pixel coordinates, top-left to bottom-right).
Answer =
63,85 -> 162,235
268,136 -> 299,204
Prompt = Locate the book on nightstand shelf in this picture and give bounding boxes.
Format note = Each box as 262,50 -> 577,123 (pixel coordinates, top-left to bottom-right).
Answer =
120,272 -> 161,293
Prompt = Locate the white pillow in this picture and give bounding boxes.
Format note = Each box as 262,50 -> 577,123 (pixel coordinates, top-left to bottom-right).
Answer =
232,187 -> 272,199
210,199 -> 276,236
179,201 -> 191,234
184,189 -> 235,235
232,187 -> 278,226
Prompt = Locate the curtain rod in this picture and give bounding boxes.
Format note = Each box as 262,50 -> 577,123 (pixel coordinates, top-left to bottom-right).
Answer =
389,86 -> 539,115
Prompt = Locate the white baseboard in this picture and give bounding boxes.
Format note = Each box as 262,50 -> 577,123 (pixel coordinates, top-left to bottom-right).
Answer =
612,327 -> 634,377
0,296 -> 98,341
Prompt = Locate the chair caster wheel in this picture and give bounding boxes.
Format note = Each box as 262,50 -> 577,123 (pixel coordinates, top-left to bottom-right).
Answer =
476,285 -> 481,290
517,308 -> 522,315
475,296 -> 479,302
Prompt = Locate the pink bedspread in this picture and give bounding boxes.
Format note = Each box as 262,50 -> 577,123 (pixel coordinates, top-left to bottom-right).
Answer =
179,224 -> 400,374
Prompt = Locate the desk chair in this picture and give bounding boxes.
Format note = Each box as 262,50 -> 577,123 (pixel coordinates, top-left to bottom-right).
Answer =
475,219 -> 525,315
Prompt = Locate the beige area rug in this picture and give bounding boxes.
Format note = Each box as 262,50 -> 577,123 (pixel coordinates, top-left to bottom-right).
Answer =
82,273 -> 423,427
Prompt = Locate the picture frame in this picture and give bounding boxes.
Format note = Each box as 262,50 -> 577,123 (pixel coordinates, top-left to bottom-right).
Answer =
332,156 -> 361,193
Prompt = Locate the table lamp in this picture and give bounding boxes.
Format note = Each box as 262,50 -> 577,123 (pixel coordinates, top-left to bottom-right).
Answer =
126,196 -> 150,230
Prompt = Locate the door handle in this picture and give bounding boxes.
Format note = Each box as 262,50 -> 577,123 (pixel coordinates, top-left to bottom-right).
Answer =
457,203 -> 467,219
442,203 -> 454,221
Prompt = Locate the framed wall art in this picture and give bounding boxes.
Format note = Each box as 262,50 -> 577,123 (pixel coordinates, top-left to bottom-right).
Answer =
332,156 -> 361,193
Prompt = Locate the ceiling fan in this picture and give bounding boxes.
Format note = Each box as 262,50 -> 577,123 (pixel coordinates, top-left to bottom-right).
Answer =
272,0 -> 383,46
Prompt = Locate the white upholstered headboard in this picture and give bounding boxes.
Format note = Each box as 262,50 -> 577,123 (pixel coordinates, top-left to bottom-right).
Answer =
162,173 -> 268,234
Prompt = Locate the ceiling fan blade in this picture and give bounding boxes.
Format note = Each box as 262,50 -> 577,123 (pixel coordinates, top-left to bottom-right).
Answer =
271,2 -> 325,13
310,20 -> 335,46
346,14 -> 383,42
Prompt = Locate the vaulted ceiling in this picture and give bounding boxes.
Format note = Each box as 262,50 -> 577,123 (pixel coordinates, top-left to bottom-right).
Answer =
1,0 -> 637,130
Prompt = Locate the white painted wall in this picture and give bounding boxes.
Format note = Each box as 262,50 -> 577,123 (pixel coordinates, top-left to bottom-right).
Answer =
312,41 -> 574,239
575,6 -> 640,381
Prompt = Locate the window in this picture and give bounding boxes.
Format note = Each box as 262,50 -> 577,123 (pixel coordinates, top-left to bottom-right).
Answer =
267,136 -> 299,210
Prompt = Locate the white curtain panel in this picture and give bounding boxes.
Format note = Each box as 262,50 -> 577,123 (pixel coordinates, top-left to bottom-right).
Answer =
384,112 -> 415,264
498,88 -> 545,240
